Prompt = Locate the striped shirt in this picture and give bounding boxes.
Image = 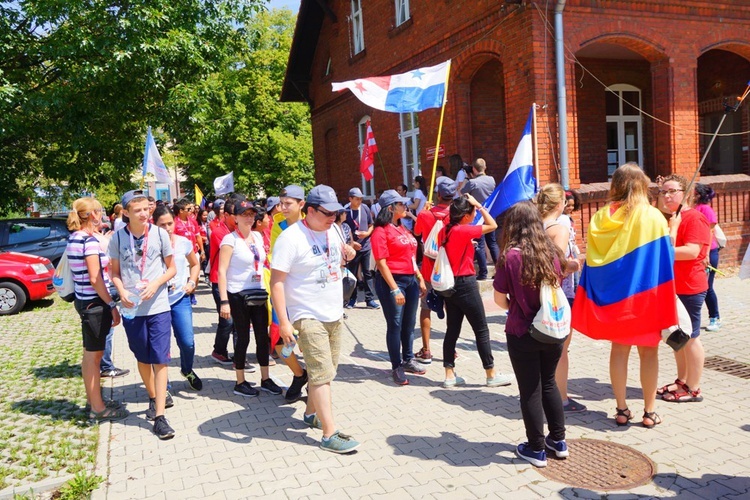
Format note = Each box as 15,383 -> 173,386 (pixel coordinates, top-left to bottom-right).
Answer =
66,230 -> 111,301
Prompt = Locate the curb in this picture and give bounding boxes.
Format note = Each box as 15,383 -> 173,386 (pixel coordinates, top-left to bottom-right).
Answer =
0,474 -> 74,500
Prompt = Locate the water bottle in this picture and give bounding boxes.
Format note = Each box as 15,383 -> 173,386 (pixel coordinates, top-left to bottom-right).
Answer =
281,330 -> 299,358
120,290 -> 142,320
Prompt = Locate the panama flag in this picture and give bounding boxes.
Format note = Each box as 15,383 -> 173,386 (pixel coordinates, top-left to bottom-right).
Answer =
360,121 -> 378,181
332,61 -> 450,113
142,127 -> 172,183
213,172 -> 234,196
475,106 -> 537,223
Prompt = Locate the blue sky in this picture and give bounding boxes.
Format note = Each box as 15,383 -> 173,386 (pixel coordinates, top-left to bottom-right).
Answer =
267,0 -> 300,12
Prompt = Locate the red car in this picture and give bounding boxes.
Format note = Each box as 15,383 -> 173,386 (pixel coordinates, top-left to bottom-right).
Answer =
0,251 -> 55,315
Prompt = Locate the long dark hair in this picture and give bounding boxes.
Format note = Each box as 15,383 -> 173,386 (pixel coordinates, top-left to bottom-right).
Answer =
694,183 -> 715,206
153,204 -> 172,224
499,201 -> 565,287
374,203 -> 395,227
414,175 -> 427,197
443,196 -> 474,245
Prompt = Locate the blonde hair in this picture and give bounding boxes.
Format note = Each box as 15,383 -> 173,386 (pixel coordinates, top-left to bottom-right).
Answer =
67,197 -> 101,231
608,163 -> 651,214
660,173 -> 693,206
113,204 -> 122,217
536,183 -> 566,218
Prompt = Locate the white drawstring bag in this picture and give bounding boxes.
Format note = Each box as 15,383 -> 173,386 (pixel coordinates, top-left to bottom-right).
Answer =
528,283 -> 571,344
422,218 -> 444,260
53,253 -> 75,302
430,246 -> 455,297
714,223 -> 727,249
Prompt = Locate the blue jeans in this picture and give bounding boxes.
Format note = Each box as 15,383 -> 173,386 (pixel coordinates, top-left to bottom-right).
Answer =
374,273 -> 420,370
475,231 -> 500,279
705,248 -> 720,320
100,328 -> 115,372
171,294 -> 196,375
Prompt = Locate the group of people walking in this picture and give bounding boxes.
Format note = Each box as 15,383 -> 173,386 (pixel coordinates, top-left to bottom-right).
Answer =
65,161 -> 721,462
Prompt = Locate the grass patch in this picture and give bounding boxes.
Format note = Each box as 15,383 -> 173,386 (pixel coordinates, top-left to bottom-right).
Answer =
0,296 -> 99,493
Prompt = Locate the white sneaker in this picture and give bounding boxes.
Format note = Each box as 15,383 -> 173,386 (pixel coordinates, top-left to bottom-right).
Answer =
706,318 -> 721,332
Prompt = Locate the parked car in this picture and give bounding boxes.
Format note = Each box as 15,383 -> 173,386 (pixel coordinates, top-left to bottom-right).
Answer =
0,218 -> 70,265
0,251 -> 55,315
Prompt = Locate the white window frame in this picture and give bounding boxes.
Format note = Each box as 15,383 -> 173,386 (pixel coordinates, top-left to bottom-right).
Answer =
351,0 -> 365,55
399,112 -> 421,188
395,0 -> 410,26
606,84 -> 644,178
357,115 -> 376,200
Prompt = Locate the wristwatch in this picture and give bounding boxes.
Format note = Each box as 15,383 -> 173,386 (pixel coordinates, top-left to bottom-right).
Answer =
108,301 -> 116,310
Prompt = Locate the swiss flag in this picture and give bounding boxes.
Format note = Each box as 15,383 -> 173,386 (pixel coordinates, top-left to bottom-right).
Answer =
360,120 -> 378,181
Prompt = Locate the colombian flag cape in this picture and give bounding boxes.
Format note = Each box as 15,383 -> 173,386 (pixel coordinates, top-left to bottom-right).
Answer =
572,203 -> 677,346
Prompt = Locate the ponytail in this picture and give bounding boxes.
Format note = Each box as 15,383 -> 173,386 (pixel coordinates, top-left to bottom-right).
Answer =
443,196 -> 474,246
67,197 -> 100,232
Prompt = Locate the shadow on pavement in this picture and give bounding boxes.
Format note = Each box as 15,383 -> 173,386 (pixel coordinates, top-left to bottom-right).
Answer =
387,431 -> 516,466
196,407 -> 317,447
31,361 -> 82,379
11,399 -> 89,426
556,473 -> 750,499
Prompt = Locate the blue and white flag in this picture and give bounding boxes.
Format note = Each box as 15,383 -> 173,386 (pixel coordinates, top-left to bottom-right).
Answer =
475,106 -> 537,223
142,127 -> 172,183
213,172 -> 234,196
332,61 -> 450,113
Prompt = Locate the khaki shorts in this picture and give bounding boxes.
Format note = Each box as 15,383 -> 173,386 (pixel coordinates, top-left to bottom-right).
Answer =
294,318 -> 343,386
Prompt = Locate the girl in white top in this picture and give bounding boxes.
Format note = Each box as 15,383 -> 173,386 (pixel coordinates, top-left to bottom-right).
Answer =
218,200 -> 282,398
153,205 -> 203,391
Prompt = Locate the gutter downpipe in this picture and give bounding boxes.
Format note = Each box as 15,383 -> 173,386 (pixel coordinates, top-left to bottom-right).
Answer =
555,0 -> 569,190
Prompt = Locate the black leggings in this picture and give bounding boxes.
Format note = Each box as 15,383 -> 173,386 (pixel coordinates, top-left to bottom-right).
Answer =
228,292 -> 269,370
442,276 -> 494,369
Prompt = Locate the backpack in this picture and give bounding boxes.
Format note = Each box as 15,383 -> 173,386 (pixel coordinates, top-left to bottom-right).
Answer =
528,282 -> 571,344
53,252 -> 75,302
422,216 -> 444,260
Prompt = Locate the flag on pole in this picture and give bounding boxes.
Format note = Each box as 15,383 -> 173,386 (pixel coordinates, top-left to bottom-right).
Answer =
142,127 -> 172,183
475,106 -> 537,223
213,172 -> 234,196
360,121 -> 378,181
195,184 -> 205,209
332,61 -> 450,113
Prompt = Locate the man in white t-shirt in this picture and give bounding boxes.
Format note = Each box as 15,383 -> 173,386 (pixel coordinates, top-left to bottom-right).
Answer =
270,185 -> 359,454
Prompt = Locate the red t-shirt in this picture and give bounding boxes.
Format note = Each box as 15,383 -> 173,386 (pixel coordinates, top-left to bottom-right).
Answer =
371,224 -> 418,275
175,216 -> 201,252
415,204 -> 450,279
440,223 -> 482,277
209,220 -> 230,284
674,208 -> 710,295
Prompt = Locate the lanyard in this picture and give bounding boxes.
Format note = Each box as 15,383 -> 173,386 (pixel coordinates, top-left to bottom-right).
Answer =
349,207 -> 366,232
302,220 -> 333,274
129,224 -> 149,276
235,228 -> 260,272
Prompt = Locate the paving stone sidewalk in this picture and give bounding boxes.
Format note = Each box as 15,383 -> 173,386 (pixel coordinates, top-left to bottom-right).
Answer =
93,276 -> 750,499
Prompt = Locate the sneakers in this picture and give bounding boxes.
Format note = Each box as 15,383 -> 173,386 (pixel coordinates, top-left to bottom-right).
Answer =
100,367 -> 130,378
233,381 -> 259,398
303,412 -> 323,429
260,378 -> 283,395
320,431 -> 360,454
486,373 -> 514,387
182,371 -> 203,391
402,359 -> 426,375
146,398 -> 156,421
442,375 -> 466,388
516,442 -> 547,467
286,370 -> 308,402
563,397 -> 587,412
267,355 -> 277,367
165,391 -> 174,408
392,366 -> 409,385
211,351 -> 233,365
366,300 -> 381,309
706,317 -> 721,332
153,415 -> 175,440
544,435 -> 569,458
415,348 -> 432,364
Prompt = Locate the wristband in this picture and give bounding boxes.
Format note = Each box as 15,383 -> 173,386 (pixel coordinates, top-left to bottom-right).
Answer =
390,289 -> 402,296
187,280 -> 196,288
108,301 -> 116,310
220,300 -> 229,305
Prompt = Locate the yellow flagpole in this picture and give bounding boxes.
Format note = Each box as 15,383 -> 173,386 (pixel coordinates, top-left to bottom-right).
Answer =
427,60 -> 452,204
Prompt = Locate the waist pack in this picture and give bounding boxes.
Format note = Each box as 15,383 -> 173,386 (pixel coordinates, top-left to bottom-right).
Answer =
238,288 -> 269,307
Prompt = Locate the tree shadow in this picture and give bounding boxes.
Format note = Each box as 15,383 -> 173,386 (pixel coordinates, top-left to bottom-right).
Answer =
556,473 -> 750,499
196,406 -> 317,448
386,431 -> 516,467
32,361 -> 81,379
11,399 -> 89,426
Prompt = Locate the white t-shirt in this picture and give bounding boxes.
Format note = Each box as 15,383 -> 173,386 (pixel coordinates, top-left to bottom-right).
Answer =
413,190 -> 427,215
168,235 -> 193,306
220,231 -> 266,293
454,169 -> 467,199
271,222 -> 343,323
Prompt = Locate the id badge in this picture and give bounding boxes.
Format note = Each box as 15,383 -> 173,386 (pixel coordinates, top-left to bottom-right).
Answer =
136,279 -> 149,291
251,274 -> 261,283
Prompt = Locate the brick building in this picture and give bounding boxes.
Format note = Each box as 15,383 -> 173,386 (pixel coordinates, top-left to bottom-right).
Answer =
281,0 -> 750,265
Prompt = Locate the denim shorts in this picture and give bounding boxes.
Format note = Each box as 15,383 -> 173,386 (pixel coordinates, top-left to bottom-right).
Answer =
678,292 -> 707,339
123,311 -> 172,364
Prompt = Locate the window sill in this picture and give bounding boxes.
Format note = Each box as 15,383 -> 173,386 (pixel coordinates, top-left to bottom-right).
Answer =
349,49 -> 366,65
388,17 -> 413,38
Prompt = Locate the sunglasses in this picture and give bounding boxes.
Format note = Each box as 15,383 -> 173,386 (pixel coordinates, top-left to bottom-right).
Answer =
315,206 -> 338,218
658,189 -> 683,196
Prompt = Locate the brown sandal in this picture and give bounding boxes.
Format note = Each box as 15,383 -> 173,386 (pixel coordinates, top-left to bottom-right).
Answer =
642,410 -> 662,429
615,407 -> 633,426
656,379 -> 686,396
662,385 -> 703,403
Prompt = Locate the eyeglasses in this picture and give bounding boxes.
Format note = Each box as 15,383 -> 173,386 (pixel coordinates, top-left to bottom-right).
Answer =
658,189 -> 683,196
315,206 -> 338,218
187,207 -> 194,211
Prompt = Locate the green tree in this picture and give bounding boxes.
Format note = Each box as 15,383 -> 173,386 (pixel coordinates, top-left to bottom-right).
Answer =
168,8 -> 314,198
0,0 -> 263,214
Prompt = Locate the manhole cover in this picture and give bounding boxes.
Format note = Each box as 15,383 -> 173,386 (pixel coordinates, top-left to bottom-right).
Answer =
536,438 -> 655,491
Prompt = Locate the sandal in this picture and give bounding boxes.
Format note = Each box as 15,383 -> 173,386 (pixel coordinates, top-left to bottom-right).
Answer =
657,379 -> 686,396
89,406 -> 129,422
662,385 -> 703,403
642,410 -> 662,429
614,407 -> 633,426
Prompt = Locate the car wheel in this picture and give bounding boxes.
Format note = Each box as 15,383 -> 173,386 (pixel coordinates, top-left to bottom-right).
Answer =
0,281 -> 26,315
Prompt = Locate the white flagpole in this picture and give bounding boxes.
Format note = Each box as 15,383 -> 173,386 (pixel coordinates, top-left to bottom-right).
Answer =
532,103 -> 539,184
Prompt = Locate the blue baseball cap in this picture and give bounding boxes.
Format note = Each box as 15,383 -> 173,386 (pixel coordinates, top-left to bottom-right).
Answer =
378,189 -> 410,207
307,185 -> 344,212
121,189 -> 147,208
280,185 -> 305,200
266,196 -> 280,211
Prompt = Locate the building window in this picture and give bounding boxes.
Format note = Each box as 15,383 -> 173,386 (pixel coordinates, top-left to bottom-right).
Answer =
358,116 -> 375,199
351,0 -> 364,55
606,84 -> 643,178
400,112 -> 420,188
395,0 -> 410,26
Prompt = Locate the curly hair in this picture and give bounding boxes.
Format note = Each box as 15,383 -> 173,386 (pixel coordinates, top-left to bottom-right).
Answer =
498,201 -> 565,287
661,173 -> 693,206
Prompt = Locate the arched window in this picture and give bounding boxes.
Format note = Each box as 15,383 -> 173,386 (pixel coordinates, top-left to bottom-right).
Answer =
358,116 -> 375,199
606,84 -> 643,177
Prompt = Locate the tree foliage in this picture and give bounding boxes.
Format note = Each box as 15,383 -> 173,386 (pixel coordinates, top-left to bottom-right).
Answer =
0,0 -> 264,214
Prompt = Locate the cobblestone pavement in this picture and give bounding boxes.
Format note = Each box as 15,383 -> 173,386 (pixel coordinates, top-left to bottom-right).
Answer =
93,276 -> 750,499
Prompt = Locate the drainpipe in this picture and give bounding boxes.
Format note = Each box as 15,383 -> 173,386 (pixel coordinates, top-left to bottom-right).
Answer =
555,0 -> 569,190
